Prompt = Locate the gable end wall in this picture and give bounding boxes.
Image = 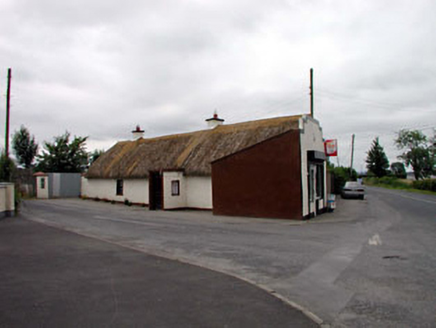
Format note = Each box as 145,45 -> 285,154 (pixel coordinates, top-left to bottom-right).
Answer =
212,130 -> 302,220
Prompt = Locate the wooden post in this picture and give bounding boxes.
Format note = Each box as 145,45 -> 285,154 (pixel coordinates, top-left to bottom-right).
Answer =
350,134 -> 355,176
310,68 -> 314,118
5,68 -> 11,157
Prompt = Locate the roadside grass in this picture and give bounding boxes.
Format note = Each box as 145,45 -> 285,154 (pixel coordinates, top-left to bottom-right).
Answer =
364,177 -> 436,196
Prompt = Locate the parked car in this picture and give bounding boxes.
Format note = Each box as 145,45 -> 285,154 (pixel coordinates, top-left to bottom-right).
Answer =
341,181 -> 365,199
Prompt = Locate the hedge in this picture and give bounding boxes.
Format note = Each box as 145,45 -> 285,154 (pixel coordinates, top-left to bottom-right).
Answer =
412,179 -> 436,192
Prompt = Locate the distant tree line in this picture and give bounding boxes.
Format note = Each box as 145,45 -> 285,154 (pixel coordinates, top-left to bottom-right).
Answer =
365,129 -> 435,180
328,128 -> 435,194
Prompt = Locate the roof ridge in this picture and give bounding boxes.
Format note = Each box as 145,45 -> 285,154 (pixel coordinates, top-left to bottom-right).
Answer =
130,114 -> 303,143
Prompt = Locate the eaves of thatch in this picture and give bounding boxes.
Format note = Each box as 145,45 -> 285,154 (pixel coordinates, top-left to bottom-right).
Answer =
86,115 -> 302,179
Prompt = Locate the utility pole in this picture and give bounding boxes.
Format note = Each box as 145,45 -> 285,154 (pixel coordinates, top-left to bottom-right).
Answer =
5,68 -> 11,157
350,134 -> 355,175
309,68 -> 314,118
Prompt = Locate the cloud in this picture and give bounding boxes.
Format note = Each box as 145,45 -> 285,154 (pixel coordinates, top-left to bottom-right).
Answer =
0,0 -> 435,172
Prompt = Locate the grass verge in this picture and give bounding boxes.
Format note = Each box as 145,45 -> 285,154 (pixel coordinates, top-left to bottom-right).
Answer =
364,177 -> 436,196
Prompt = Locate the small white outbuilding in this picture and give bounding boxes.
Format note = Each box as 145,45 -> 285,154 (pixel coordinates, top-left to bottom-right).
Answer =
34,172 -> 82,199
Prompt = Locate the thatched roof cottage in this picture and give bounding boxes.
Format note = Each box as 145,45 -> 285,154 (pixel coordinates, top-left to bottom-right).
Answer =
83,114 -> 327,219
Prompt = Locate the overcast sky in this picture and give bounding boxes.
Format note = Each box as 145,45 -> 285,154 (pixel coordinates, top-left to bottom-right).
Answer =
1,0 -> 435,171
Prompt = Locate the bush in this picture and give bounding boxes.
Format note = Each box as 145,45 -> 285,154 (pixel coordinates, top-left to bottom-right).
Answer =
0,152 -> 16,182
330,166 -> 358,194
379,176 -> 410,188
412,179 -> 436,192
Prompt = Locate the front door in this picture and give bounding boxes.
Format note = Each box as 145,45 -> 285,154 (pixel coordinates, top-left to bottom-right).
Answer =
149,171 -> 163,210
308,164 -> 317,216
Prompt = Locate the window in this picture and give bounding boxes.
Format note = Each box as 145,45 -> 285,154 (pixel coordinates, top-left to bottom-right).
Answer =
40,178 -> 45,189
116,179 -> 123,196
171,180 -> 180,196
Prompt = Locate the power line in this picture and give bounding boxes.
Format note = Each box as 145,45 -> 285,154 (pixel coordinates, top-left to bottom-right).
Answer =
317,88 -> 404,110
219,91 -> 308,123
353,123 -> 436,140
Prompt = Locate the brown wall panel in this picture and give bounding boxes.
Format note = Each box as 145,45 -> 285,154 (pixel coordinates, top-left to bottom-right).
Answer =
212,131 -> 302,220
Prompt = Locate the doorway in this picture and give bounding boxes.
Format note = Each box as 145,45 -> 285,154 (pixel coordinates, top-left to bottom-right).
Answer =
149,171 -> 163,210
308,164 -> 317,216
308,163 -> 325,217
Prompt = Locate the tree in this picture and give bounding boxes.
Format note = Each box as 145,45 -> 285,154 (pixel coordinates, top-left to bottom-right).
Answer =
430,130 -> 436,172
12,125 -> 38,168
0,151 -> 16,182
328,165 -> 358,194
36,132 -> 88,173
390,162 -> 407,179
88,149 -> 104,167
395,129 -> 434,180
366,137 -> 389,178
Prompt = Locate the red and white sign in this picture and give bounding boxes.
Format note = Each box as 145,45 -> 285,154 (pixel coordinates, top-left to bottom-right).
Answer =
324,139 -> 338,157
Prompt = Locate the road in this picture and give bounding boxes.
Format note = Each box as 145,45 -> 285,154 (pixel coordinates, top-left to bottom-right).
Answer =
0,217 -> 316,328
21,187 -> 436,327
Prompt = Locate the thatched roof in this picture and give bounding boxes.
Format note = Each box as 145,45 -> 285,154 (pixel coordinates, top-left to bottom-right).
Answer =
86,115 -> 302,179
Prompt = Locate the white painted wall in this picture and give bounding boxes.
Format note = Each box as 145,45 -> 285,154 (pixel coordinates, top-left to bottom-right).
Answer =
0,183 -> 15,215
124,179 -> 149,204
36,176 -> 49,199
186,176 -> 212,209
299,115 -> 327,217
81,178 -> 149,204
163,171 -> 186,209
81,175 -> 212,210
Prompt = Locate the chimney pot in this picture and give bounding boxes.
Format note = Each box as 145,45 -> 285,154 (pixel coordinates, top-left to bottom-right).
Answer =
132,125 -> 145,140
205,111 -> 224,129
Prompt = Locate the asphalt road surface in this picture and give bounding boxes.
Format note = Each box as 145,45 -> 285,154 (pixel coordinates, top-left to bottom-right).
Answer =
19,187 -> 436,327
0,217 -> 317,328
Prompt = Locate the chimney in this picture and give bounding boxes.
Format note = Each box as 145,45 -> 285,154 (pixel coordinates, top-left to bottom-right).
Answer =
132,125 -> 144,140
205,111 -> 224,129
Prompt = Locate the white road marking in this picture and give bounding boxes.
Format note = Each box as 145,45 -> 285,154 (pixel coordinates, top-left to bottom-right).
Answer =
368,234 -> 382,246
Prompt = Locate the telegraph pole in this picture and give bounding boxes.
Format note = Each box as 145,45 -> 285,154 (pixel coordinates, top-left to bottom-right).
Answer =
5,68 -> 11,157
309,68 -> 314,117
350,134 -> 355,175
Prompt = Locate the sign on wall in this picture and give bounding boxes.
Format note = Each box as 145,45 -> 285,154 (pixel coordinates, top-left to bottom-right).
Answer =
324,139 -> 338,157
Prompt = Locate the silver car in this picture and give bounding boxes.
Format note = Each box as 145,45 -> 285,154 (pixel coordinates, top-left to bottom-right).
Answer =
341,181 -> 365,199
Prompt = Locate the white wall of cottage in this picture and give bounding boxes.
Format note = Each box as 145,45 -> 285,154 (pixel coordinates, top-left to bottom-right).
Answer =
163,171 -> 186,209
81,175 -> 213,210
186,176 -> 213,209
81,177 -> 148,204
